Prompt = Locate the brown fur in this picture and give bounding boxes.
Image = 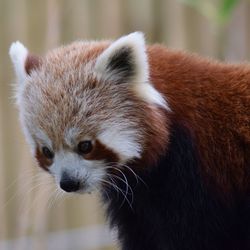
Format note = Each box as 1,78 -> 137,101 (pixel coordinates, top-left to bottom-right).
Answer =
25,54 -> 41,75
147,45 -> 250,193
84,140 -> 119,162
35,148 -> 53,171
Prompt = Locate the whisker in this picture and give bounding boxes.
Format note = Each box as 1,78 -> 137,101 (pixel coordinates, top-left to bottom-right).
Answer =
96,177 -> 134,210
2,175 -> 48,210
107,167 -> 130,200
108,162 -> 148,189
46,188 -> 61,210
107,173 -> 134,205
25,182 -> 54,214
3,170 -> 42,193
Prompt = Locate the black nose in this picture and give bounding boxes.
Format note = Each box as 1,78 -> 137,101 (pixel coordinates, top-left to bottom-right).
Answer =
60,173 -> 80,192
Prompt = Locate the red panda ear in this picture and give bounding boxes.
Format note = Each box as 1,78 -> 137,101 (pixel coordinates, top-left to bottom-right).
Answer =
9,41 -> 41,85
9,41 -> 29,85
95,32 -> 169,109
94,32 -> 149,84
9,41 -> 43,106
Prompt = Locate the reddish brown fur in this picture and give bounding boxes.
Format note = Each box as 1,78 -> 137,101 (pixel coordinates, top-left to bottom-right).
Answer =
147,45 -> 250,194
83,140 -> 119,162
25,54 -> 41,75
35,148 -> 53,171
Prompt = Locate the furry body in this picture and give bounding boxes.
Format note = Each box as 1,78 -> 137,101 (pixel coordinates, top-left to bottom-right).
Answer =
104,123 -> 249,250
9,33 -> 250,249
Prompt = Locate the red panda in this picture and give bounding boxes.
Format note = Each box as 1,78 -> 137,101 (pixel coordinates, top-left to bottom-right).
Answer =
9,32 -> 250,250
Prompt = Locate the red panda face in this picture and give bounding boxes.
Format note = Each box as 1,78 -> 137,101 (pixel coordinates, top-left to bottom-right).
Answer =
9,32 -> 168,193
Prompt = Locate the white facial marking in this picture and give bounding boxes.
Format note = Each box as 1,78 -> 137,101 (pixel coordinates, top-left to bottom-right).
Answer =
35,129 -> 53,148
64,127 -> 80,147
21,121 -> 36,154
98,125 -> 142,162
51,150 -> 106,193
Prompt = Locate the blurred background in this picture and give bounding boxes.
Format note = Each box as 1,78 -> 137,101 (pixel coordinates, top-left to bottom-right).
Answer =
0,0 -> 250,249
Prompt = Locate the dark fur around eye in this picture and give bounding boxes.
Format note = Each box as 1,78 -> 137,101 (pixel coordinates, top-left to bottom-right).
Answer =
42,146 -> 54,159
77,141 -> 93,154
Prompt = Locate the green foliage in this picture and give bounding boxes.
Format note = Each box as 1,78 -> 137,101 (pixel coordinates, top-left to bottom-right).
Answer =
179,0 -> 240,25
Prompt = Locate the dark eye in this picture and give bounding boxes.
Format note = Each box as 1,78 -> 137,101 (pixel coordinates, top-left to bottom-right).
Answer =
42,146 -> 54,159
77,141 -> 93,154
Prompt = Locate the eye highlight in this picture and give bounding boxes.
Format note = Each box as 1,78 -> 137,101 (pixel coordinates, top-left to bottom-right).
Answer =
42,146 -> 54,159
77,141 -> 93,154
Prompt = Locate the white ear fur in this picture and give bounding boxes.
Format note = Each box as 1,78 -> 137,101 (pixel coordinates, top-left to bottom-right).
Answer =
95,32 -> 169,109
9,41 -> 29,85
133,83 -> 169,110
95,32 -> 149,83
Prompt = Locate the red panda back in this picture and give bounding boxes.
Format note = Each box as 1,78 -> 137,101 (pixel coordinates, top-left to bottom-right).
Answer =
148,45 -> 250,194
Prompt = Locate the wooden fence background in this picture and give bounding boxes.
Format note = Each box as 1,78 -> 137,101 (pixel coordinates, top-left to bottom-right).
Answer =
0,0 -> 250,249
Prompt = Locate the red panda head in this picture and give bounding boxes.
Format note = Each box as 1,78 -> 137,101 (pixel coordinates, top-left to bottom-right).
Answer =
9,32 -> 169,193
